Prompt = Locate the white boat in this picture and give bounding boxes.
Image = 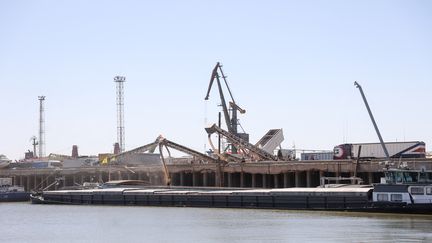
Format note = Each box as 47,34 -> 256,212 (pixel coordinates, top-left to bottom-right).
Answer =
0,155 -> 11,169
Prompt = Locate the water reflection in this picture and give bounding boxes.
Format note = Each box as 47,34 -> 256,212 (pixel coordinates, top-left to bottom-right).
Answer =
1,203 -> 431,243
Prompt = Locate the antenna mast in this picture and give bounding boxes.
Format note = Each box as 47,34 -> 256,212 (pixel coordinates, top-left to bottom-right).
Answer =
114,76 -> 126,153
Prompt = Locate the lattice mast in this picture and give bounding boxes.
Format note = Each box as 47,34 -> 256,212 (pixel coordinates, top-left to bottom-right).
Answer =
38,96 -> 46,158
114,76 -> 126,153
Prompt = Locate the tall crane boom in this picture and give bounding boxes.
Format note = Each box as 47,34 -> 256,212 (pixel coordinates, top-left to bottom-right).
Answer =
204,62 -> 247,154
205,62 -> 232,133
354,81 -> 390,160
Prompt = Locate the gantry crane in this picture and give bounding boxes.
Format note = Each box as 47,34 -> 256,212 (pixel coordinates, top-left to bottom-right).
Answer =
205,62 -> 247,154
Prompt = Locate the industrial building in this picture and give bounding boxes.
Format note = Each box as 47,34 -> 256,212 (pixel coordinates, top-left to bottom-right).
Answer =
1,64 -> 431,193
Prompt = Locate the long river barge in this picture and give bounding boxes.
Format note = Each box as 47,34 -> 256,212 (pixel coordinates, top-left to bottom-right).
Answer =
31,169 -> 432,214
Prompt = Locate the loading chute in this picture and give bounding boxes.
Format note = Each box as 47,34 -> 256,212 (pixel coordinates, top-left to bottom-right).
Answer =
206,124 -> 278,161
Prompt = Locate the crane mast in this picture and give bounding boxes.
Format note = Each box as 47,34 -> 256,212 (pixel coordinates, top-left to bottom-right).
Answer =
205,62 -> 246,154
205,63 -> 232,133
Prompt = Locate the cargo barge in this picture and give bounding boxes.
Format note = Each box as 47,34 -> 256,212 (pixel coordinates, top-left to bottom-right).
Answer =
30,168 -> 432,214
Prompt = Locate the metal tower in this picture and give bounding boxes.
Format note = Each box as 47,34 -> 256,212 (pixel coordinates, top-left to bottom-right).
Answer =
38,96 -> 46,158
114,76 -> 126,153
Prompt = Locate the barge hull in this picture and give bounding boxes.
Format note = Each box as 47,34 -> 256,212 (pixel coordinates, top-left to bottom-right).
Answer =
1,192 -> 30,202
34,193 -> 371,211
32,186 -> 432,213
32,195 -> 370,211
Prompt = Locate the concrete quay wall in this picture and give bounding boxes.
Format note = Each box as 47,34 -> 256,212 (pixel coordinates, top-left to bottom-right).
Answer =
1,159 -> 431,192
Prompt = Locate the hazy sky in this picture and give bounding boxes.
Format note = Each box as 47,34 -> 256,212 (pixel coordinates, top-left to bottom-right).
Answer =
1,0 -> 431,160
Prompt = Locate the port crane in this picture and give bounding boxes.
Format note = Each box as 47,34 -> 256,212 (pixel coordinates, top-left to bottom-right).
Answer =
354,81 -> 390,160
157,136 -> 220,185
205,62 -> 247,154
205,124 -> 278,161
104,136 -> 219,186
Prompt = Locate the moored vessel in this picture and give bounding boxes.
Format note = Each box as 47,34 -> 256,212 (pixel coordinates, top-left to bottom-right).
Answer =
0,178 -> 30,202
370,168 -> 432,213
30,168 -> 432,214
0,154 -> 11,169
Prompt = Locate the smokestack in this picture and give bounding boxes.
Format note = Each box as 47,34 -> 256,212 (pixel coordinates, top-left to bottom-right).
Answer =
72,145 -> 78,158
114,142 -> 120,155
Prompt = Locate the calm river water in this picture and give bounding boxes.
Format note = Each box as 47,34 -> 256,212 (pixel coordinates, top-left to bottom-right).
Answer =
1,202 -> 432,242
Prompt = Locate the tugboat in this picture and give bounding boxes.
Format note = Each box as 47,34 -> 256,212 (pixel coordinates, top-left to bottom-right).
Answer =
370,166 -> 432,213
0,178 -> 30,202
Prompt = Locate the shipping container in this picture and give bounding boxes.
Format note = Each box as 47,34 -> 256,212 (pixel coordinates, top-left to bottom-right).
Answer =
301,152 -> 334,161
333,141 -> 426,160
30,160 -> 62,168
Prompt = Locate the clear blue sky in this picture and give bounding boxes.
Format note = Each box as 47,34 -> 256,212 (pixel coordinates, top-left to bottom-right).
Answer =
1,0 -> 431,160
